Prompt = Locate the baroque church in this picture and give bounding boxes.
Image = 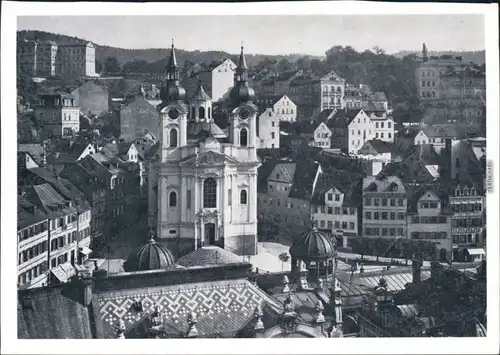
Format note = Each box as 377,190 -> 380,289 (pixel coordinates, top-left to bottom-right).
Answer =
147,43 -> 260,256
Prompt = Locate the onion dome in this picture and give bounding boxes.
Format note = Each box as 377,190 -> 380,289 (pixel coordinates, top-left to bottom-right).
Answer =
229,45 -> 255,107
289,226 -> 336,260
191,79 -> 211,102
124,234 -> 175,272
160,41 -> 186,104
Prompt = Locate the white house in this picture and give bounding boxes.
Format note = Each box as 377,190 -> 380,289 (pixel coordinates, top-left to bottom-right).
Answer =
347,109 -> 375,154
255,94 -> 297,122
320,71 -> 346,110
414,126 -> 458,153
371,116 -> 395,143
313,122 -> 332,149
258,108 -> 280,149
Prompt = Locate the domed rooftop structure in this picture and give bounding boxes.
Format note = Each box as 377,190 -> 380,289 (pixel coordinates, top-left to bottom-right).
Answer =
289,226 -> 336,261
124,232 -> 176,272
229,45 -> 256,107
191,79 -> 212,102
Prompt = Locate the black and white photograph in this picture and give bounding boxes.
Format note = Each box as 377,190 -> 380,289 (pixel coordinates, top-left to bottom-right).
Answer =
1,1 -> 499,354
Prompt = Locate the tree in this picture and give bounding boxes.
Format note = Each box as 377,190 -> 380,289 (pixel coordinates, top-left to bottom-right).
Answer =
95,59 -> 103,74
277,58 -> 294,73
296,56 -> 312,71
279,252 -> 290,271
103,56 -> 121,74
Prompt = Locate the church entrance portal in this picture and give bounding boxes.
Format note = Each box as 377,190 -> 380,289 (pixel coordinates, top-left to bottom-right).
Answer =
204,223 -> 216,245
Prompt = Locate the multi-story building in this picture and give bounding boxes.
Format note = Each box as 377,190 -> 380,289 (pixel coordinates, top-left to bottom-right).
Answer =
288,74 -> 321,119
311,172 -> 362,247
416,50 -> 485,124
449,183 -> 485,261
182,58 -> 237,102
257,108 -> 280,149
344,84 -> 363,109
36,92 -> 80,139
36,41 -> 58,77
69,81 -> 109,116
320,71 -> 346,110
17,39 -> 38,76
346,109 -> 395,154
260,70 -> 303,97
111,95 -> 159,142
414,126 -> 458,153
148,44 -> 260,256
254,95 -> 297,122
313,122 -> 332,149
362,176 -> 407,239
56,42 -> 98,78
406,187 -> 453,261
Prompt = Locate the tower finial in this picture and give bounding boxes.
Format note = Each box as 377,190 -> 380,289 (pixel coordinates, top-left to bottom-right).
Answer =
172,38 -> 175,48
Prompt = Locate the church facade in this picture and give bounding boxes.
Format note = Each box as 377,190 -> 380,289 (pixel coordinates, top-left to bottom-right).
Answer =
148,43 -> 260,255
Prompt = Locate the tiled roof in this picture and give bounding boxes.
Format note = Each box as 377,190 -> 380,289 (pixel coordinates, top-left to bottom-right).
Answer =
331,109 -> 362,128
405,185 -> 451,213
421,125 -> 457,138
268,163 -> 296,183
370,92 -> 388,102
94,278 -> 280,338
311,171 -> 363,207
176,246 -> 243,267
362,101 -> 386,113
274,70 -> 301,82
18,283 -> 93,339
317,109 -> 336,124
18,143 -> 45,165
18,197 -> 49,230
363,176 -> 406,193
257,158 -> 281,193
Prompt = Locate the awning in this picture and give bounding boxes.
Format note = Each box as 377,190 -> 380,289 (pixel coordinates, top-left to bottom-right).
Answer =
79,246 -> 92,255
466,248 -> 486,256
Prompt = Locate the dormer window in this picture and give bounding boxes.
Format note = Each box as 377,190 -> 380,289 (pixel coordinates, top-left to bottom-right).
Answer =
392,184 -> 398,192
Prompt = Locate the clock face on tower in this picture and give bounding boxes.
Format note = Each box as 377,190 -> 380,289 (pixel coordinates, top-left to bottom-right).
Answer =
168,108 -> 179,120
239,109 -> 250,120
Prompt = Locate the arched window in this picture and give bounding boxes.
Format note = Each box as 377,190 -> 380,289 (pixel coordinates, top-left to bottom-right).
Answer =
240,190 -> 248,204
203,178 -> 217,208
191,106 -> 196,119
208,107 -> 211,119
169,191 -> 177,207
240,128 -> 248,147
199,107 -> 205,119
169,128 -> 178,147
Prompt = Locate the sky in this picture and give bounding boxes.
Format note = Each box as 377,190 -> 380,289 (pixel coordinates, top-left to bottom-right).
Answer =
17,15 -> 485,56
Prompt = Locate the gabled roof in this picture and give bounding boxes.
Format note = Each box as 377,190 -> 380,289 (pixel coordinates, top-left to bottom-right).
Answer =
288,160 -> 320,200
311,171 -> 363,207
18,143 -> 45,165
274,69 -> 302,82
362,101 -> 386,113
320,70 -> 345,83
405,185 -> 451,214
331,109 -> 363,128
268,163 -> 296,183
358,139 -> 401,155
27,167 -> 85,201
317,109 -> 336,124
101,142 -> 133,161
370,92 -> 388,102
18,197 -> 49,230
420,125 -> 457,138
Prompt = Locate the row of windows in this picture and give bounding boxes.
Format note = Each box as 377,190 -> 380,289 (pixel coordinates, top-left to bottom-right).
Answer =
112,206 -> 124,218
453,188 -> 480,197
375,122 -> 391,129
268,182 -> 289,192
51,253 -> 70,268
365,227 -> 405,237
50,232 -> 77,252
421,91 -> 437,98
18,240 -> 48,265
110,175 -> 125,188
316,141 -> 329,147
451,203 -> 482,213
364,198 -> 405,207
411,216 -> 448,224
168,128 -> 249,148
419,202 -> 439,209
327,193 -> 341,202
421,80 -> 436,87
18,261 -> 48,286
168,188 -> 248,208
452,218 -> 483,228
18,221 -> 49,243
322,86 -> 342,93
375,132 -> 392,139
452,234 -> 479,244
316,133 -> 330,138
316,220 -> 356,230
410,231 -> 448,240
263,198 -> 308,210
421,70 -> 437,77
315,206 -> 356,215
365,211 -> 406,220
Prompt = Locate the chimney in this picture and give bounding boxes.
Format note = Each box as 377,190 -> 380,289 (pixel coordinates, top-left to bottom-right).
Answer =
412,259 -> 422,285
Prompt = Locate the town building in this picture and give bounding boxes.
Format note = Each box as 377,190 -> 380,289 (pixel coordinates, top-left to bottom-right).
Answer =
288,74 -> 321,119
36,92 -> 80,139
17,39 -> 38,76
320,71 -> 346,110
56,42 -> 98,78
182,58 -> 237,102
362,176 -> 407,239
257,108 -> 280,149
260,70 -> 303,97
414,126 -> 458,153
148,44 -> 260,256
406,187 -> 453,261
255,94 -> 297,122
112,96 -> 159,142
448,182 -> 486,262
69,81 -> 109,116
347,109 -> 374,154
35,41 -> 58,77
311,171 -> 362,247
451,138 -> 486,185
313,122 -> 332,149
344,84 -> 363,109
356,139 -> 402,175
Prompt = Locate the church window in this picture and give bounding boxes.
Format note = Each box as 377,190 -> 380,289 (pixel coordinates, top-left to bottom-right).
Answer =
240,128 -> 248,147
199,107 -> 205,119
191,106 -> 196,119
240,190 -> 248,205
203,178 -> 217,208
169,191 -> 177,207
169,128 -> 178,147
228,189 -> 232,205
186,190 -> 191,209
208,107 -> 211,119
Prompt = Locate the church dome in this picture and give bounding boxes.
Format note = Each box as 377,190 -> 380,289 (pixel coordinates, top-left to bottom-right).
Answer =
161,82 -> 186,103
230,83 -> 255,106
289,226 -> 336,260
191,80 -> 211,102
124,236 -> 176,272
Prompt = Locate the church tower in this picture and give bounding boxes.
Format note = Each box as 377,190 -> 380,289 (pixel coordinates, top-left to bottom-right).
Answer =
149,43 -> 260,257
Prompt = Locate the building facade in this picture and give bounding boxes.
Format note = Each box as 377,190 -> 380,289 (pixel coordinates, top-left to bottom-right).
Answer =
56,42 -> 98,78
17,39 -> 38,76
70,81 -> 109,116
148,44 -> 260,256
320,71 -> 346,110
36,41 -> 58,77
362,176 -> 407,239
36,92 -> 80,139
258,108 -> 280,149
313,122 -> 332,149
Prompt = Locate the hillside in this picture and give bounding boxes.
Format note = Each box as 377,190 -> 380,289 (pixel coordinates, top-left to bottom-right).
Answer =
392,50 -> 485,65
17,30 -> 316,68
